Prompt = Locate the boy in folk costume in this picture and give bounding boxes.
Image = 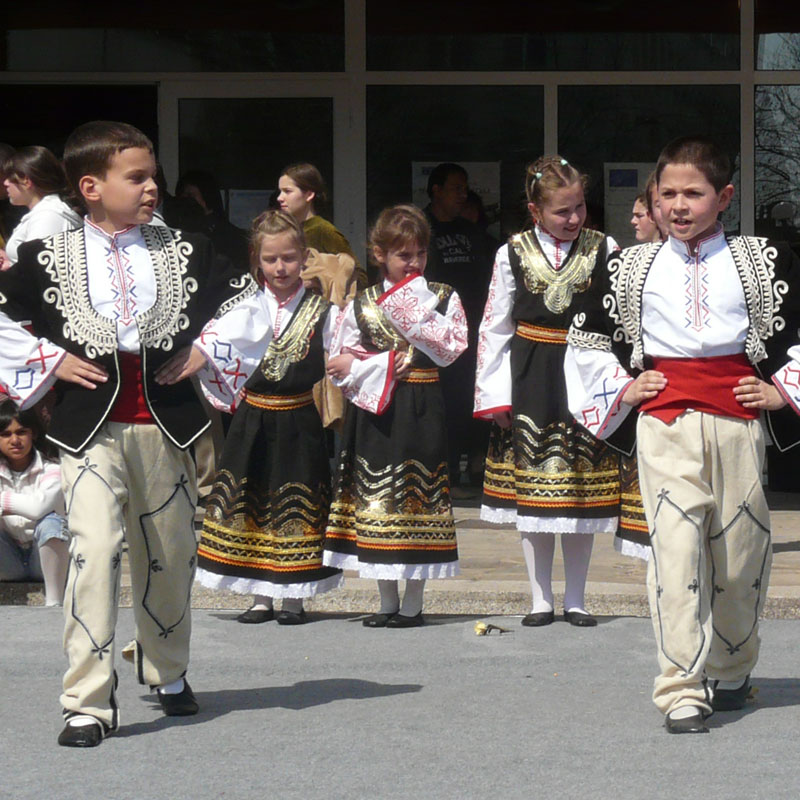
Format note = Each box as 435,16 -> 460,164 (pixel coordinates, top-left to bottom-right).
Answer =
565,135 -> 800,734
0,121 -> 256,747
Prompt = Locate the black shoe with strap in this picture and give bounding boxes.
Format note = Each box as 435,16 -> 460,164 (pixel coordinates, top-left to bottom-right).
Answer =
711,675 -> 751,711
157,680 -> 199,716
665,707 -> 709,734
58,715 -> 109,748
521,611 -> 555,627
385,612 -> 425,628
563,609 -> 598,627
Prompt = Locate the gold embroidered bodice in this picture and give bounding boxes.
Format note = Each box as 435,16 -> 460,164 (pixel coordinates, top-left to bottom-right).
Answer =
511,228 -> 605,315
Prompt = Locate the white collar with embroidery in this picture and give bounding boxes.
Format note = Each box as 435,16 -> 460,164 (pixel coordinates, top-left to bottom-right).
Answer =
535,224 -> 576,270
84,218 -> 143,249
668,223 -> 727,260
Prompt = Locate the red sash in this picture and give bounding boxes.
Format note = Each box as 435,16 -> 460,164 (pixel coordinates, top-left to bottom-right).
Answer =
109,353 -> 154,424
640,354 -> 758,423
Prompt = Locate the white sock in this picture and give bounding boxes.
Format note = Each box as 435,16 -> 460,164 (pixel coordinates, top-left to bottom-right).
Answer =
158,677 -> 185,695
281,597 -> 303,613
66,714 -> 102,728
39,538 -> 69,606
377,580 -> 400,614
399,579 -> 425,617
562,533 -> 594,613
520,532 -> 555,613
250,594 -> 273,611
668,706 -> 702,719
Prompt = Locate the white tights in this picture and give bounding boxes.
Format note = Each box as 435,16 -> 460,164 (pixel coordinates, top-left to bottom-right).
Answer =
520,532 -> 594,614
40,538 -> 69,606
250,595 -> 303,613
377,578 -> 426,617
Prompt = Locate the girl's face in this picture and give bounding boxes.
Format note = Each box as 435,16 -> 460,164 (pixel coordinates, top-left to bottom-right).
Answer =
3,176 -> 36,208
0,418 -> 35,471
258,231 -> 306,301
374,239 -> 428,284
631,199 -> 658,242
277,175 -> 314,221
528,181 -> 587,242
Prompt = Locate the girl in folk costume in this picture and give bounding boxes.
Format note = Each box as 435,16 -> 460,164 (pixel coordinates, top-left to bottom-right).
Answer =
474,156 -> 645,628
324,204 -> 468,627
194,210 -> 341,625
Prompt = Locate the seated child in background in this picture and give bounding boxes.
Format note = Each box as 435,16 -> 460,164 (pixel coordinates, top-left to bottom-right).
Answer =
0,398 -> 68,606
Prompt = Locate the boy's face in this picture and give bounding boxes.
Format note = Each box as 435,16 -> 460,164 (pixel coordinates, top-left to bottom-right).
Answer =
657,163 -> 733,251
83,147 -> 157,233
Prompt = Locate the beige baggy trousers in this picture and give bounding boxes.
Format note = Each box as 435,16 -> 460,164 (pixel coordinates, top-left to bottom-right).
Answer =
637,412 -> 771,716
59,423 -> 197,729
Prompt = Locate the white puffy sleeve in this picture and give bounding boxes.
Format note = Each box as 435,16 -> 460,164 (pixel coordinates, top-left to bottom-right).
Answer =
193,289 -> 273,412
564,331 -> 635,439
327,301 -> 398,415
473,244 -> 515,418
772,346 -> 800,417
0,310 -> 65,408
376,275 -> 468,366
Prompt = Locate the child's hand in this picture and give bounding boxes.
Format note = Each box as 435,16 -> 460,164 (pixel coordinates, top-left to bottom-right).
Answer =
154,345 -> 208,385
55,353 -> 108,389
622,370 -> 667,406
0,250 -> 10,271
733,376 -> 787,411
492,410 -> 513,428
327,353 -> 356,380
393,351 -> 411,379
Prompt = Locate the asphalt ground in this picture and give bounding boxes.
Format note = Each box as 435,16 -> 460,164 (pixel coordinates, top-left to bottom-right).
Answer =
2,607 -> 800,800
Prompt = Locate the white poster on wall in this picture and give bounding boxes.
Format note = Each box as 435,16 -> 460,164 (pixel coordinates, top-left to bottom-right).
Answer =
411,161 -> 501,236
603,162 -> 655,248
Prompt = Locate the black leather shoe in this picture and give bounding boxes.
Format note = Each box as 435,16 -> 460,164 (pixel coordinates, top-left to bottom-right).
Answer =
665,708 -> 709,734
521,611 -> 555,627
563,609 -> 597,627
362,612 -> 396,628
236,607 -> 275,624
157,680 -> 199,716
711,675 -> 751,711
58,716 -> 107,748
276,609 -> 307,625
385,612 -> 425,628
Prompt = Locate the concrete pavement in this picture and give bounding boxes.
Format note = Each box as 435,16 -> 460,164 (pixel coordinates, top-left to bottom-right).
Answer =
3,607 -> 800,799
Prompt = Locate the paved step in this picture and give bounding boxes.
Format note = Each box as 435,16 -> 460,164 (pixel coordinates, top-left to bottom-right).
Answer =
4,495 -> 800,617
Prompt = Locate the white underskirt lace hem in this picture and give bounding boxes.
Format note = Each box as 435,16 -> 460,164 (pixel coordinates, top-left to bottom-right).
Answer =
614,536 -> 651,562
481,505 -> 617,534
323,551 -> 459,580
194,568 -> 344,599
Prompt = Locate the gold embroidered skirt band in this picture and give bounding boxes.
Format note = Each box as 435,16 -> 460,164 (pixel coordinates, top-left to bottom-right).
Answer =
400,367 -> 439,384
244,390 -> 315,411
515,321 -> 568,344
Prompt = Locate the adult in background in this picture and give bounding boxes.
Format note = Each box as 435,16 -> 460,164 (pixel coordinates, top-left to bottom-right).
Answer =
278,162 -> 366,288
424,163 -> 493,490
